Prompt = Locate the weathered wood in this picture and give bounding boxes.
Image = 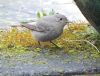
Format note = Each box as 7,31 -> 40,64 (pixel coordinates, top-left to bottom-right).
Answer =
74,0 -> 100,33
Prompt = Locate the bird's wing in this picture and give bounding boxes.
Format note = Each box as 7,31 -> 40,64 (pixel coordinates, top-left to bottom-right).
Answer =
22,21 -> 51,33
36,21 -> 52,32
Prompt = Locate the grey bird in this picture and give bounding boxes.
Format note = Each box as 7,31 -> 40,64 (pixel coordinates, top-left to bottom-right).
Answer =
21,14 -> 69,47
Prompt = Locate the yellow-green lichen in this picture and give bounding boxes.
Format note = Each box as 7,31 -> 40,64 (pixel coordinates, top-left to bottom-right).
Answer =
0,23 -> 100,60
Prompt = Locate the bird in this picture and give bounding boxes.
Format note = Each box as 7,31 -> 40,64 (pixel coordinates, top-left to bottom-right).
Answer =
13,14 -> 69,47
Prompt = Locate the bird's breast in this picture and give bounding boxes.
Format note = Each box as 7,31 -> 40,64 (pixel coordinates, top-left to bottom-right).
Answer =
31,28 -> 63,42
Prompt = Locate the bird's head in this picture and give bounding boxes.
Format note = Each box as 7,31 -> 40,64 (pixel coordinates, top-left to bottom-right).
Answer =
54,13 -> 69,27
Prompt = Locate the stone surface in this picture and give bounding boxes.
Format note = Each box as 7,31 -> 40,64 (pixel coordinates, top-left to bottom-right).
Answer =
0,48 -> 100,76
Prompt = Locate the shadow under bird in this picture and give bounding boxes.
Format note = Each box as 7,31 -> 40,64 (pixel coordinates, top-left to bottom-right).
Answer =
13,14 -> 69,47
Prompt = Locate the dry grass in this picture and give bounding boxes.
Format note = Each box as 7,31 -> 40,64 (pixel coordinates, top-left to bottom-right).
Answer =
0,23 -> 99,59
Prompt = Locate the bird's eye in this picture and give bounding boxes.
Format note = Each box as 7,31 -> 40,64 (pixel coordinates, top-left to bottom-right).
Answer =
60,18 -> 62,20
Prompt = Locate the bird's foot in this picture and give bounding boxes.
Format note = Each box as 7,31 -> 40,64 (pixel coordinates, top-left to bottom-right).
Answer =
50,41 -> 61,49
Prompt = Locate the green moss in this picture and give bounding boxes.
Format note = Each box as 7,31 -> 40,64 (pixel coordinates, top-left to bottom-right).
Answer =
32,61 -> 47,65
0,23 -> 100,60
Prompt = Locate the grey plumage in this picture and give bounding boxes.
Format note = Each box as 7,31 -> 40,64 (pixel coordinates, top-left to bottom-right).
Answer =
22,14 -> 68,47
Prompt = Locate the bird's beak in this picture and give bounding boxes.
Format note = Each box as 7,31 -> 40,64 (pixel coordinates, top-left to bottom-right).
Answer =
65,20 -> 72,24
68,21 -> 73,24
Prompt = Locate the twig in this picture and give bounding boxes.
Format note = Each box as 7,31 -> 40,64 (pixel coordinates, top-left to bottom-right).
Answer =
63,39 -> 100,52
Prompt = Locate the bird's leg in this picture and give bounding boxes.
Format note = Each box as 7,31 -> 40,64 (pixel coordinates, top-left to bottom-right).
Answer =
38,41 -> 41,46
50,41 -> 60,48
37,41 -> 42,48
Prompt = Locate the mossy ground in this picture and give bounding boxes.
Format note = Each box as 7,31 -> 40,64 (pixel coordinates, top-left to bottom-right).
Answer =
0,23 -> 100,61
